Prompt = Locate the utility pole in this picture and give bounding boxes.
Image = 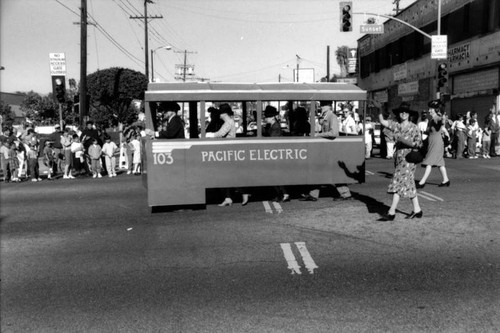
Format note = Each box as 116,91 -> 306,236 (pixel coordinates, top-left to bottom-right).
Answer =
296,54 -> 301,82
130,0 -> 163,79
80,0 -> 87,127
393,0 -> 401,15
326,46 -> 330,82
174,50 -> 197,82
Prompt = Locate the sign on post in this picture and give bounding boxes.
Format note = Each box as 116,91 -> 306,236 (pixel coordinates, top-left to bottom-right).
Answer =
49,53 -> 66,76
360,24 -> 384,34
431,35 -> 448,59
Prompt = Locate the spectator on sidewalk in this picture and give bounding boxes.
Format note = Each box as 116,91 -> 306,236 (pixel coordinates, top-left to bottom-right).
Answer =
61,128 -> 75,179
466,118 -> 479,159
9,140 -> 20,182
131,134 -> 141,175
27,142 -> 41,182
48,124 -> 64,174
482,114 -> 492,158
70,134 -> 85,177
1,140 -> 11,182
489,104 -> 500,157
102,136 -> 118,177
88,139 -> 103,178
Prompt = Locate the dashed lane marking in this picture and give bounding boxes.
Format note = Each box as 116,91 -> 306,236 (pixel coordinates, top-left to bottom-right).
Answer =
272,201 -> 283,214
294,242 -> 318,274
419,190 -> 444,202
262,201 -> 273,213
365,170 -> 374,175
263,201 -> 283,214
280,242 -> 318,275
417,193 -> 436,201
280,243 -> 302,275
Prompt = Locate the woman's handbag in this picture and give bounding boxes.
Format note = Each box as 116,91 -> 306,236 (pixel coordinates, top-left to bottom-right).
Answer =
405,149 -> 424,164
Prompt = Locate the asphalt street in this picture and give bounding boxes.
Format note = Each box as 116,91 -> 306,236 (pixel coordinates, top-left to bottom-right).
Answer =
1,156 -> 499,332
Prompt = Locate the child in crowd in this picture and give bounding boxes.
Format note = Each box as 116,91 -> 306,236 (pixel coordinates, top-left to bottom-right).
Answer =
43,141 -> 55,179
466,118 -> 478,159
101,136 -> 118,177
88,138 -> 103,178
70,134 -> 85,176
0,141 -> 10,182
482,122 -> 491,158
27,142 -> 41,182
9,141 -> 20,182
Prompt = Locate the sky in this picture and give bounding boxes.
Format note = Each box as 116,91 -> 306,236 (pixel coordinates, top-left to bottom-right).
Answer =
0,0 -> 415,95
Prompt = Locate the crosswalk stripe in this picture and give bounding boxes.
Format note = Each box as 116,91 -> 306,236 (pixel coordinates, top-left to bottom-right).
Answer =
262,201 -> 273,213
294,242 -> 318,274
272,201 -> 283,214
419,191 -> 444,201
280,243 -> 302,275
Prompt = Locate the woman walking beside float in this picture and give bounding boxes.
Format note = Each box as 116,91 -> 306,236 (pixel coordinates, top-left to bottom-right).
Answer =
377,101 -> 423,221
416,100 -> 450,188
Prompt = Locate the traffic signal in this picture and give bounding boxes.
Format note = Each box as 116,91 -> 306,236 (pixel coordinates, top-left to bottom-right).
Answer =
340,1 -> 353,32
437,62 -> 448,89
51,75 -> 66,103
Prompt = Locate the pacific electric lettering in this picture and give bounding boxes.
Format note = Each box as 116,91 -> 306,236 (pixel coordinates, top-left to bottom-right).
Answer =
201,149 -> 308,162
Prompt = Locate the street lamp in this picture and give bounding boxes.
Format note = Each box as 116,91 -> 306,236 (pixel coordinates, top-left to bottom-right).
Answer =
151,45 -> 172,82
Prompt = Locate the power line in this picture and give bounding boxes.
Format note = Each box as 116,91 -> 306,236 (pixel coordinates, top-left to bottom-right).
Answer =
54,0 -> 144,68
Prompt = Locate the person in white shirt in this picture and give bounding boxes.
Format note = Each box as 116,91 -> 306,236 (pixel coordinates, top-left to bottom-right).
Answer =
451,114 -> 467,158
101,136 -> 118,177
418,110 -> 429,141
364,117 -> 374,159
342,110 -> 356,134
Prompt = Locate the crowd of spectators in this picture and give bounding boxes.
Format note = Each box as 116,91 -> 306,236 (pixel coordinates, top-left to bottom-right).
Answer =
0,121 -> 145,183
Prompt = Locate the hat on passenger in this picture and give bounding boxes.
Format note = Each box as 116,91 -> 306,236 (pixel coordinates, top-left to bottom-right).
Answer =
219,103 -> 233,116
427,99 -> 443,109
264,105 -> 278,118
392,102 -> 419,117
158,101 -> 180,112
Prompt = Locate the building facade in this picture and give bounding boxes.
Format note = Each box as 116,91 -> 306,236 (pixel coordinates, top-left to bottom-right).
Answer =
357,0 -> 500,126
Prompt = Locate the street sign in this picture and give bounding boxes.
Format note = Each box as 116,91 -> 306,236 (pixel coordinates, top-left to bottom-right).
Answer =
347,48 -> 357,74
431,35 -> 448,59
49,53 -> 66,76
360,24 -> 384,34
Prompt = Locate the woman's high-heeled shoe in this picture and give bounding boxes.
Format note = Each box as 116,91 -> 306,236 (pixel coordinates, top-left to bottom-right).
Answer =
241,194 -> 250,206
416,182 -> 425,189
405,210 -> 423,219
438,180 -> 450,187
219,198 -> 233,207
379,213 -> 396,221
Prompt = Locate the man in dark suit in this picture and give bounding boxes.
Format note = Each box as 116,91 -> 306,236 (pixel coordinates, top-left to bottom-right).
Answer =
158,102 -> 185,139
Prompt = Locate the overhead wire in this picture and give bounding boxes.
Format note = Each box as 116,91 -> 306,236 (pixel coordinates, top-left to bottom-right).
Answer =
89,0 -> 100,70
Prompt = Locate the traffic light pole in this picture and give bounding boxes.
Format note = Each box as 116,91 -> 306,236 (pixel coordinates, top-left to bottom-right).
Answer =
353,12 -> 432,40
59,103 -> 63,129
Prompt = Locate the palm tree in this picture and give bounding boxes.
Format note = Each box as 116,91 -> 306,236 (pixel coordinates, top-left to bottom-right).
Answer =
335,46 -> 350,78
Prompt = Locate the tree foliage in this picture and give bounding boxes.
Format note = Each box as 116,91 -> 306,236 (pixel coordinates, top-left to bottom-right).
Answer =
20,91 -> 59,124
335,46 -> 350,78
86,67 -> 148,129
0,100 -> 16,127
